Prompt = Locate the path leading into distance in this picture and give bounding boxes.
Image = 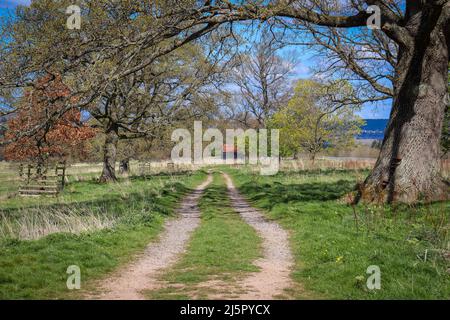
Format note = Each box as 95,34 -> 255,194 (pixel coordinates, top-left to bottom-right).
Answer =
87,174 -> 213,300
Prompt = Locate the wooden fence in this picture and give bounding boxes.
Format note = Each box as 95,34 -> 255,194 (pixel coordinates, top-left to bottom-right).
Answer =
138,161 -> 197,176
18,162 -> 66,196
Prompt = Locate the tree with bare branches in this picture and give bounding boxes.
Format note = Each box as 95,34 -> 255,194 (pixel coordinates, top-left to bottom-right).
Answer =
263,0 -> 450,203
213,0 -> 449,203
229,30 -> 295,128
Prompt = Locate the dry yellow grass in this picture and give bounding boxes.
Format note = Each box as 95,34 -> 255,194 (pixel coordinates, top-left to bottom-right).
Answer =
0,206 -> 117,240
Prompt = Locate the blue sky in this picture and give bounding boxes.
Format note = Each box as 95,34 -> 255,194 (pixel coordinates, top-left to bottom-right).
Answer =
282,49 -> 391,119
0,0 -> 30,9
0,0 -> 390,119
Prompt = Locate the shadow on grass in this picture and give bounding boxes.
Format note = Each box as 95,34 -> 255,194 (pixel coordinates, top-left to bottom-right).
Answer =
68,171 -> 195,185
0,178 -> 196,227
276,168 -> 371,177
240,180 -> 355,210
131,171 -> 195,180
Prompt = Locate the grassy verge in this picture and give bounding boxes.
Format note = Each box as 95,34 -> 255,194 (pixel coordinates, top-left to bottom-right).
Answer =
0,171 -> 206,299
228,167 -> 450,300
147,172 -> 262,300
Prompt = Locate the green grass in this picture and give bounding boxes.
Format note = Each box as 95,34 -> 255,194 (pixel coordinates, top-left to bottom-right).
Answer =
0,171 -> 206,299
147,172 -> 262,299
1,171 -> 203,209
227,167 -> 450,300
1,163 -> 448,300
0,162 -> 20,200
0,180 -> 19,200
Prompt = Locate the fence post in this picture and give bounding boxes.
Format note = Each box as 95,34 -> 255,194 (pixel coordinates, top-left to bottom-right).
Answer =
27,164 -> 31,184
61,162 -> 66,190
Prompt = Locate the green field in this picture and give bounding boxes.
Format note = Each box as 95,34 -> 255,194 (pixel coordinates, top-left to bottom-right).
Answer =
0,164 -> 448,300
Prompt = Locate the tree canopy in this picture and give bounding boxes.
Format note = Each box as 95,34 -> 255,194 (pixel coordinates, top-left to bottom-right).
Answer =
0,0 -> 449,202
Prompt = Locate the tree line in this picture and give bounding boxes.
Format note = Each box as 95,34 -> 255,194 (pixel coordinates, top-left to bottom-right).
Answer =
0,0 -> 449,203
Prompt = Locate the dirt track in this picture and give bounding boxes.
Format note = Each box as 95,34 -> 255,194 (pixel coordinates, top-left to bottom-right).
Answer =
222,173 -> 293,299
86,172 -> 293,300
86,174 -> 212,300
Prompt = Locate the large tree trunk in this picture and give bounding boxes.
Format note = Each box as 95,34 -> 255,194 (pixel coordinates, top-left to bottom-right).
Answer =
359,9 -> 449,203
99,124 -> 119,183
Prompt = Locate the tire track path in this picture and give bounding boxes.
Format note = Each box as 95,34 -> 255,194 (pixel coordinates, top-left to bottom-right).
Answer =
87,174 -> 213,300
222,173 -> 294,300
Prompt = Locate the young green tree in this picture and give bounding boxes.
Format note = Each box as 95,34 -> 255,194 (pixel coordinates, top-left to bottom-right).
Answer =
270,80 -> 364,163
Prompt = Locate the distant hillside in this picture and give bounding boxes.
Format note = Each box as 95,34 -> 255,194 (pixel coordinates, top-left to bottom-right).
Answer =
358,119 -> 389,140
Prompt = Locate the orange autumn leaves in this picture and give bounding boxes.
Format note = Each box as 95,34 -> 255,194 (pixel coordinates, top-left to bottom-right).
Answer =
4,74 -> 96,162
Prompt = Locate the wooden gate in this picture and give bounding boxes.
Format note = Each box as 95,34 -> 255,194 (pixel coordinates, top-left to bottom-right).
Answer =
18,162 -> 66,196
